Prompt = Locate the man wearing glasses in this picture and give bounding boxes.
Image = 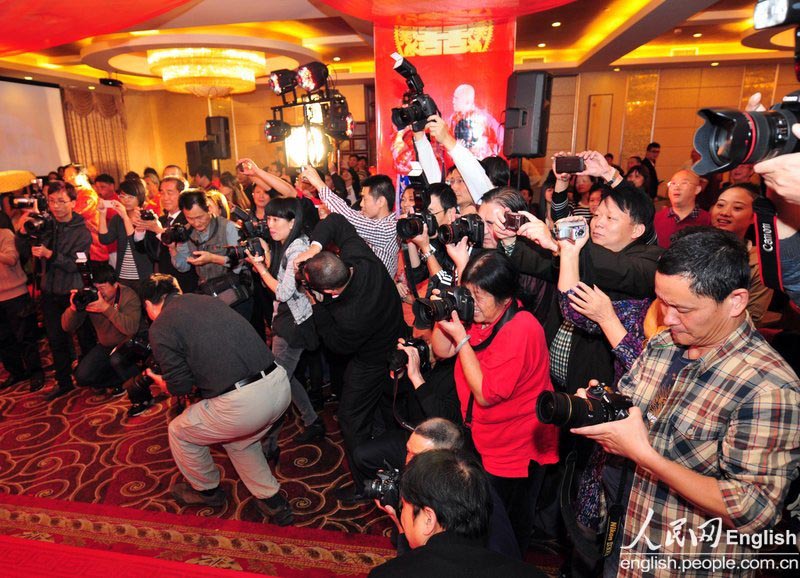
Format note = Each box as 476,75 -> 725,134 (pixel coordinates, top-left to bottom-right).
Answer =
16,181 -> 95,400
653,170 -> 711,249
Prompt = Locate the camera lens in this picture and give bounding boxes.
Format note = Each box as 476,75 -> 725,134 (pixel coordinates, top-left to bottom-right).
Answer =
391,107 -> 413,131
397,216 -> 424,240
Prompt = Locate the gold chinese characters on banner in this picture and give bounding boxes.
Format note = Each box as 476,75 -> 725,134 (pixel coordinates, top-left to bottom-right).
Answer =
394,22 -> 494,57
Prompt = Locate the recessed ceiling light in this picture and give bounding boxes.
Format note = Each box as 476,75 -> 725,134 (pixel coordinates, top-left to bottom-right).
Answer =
552,22 -> 561,28
23,76 -> 32,80
613,68 -> 621,72
710,62 -> 719,67
693,33 -> 702,38
538,43 -> 546,48
333,56 -> 341,62
88,85 -> 96,90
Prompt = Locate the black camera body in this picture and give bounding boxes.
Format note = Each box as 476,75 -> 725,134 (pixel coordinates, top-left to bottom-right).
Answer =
225,237 -> 265,264
693,90 -> 800,175
23,212 -> 55,244
241,219 -> 271,241
139,209 -> 158,221
536,384 -> 633,429
390,52 -> 440,132
363,466 -> 401,510
73,253 -> 99,312
438,214 -> 484,246
413,286 -> 474,329
389,337 -> 432,375
392,93 -> 439,132
161,223 -> 191,245
397,211 -> 439,241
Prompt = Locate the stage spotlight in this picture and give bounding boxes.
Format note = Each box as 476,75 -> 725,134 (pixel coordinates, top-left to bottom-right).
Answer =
269,69 -> 297,95
264,120 -> 292,143
325,92 -> 353,140
296,61 -> 329,92
285,125 -> 328,168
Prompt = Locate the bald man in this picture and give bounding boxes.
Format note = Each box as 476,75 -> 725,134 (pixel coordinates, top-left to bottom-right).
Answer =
447,84 -> 503,160
653,169 -> 711,248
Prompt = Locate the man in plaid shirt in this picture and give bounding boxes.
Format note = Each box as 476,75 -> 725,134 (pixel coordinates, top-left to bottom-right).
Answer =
574,228 -> 800,577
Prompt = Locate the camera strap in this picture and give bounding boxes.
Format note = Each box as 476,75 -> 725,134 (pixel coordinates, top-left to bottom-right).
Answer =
752,196 -> 784,292
464,300 -> 518,428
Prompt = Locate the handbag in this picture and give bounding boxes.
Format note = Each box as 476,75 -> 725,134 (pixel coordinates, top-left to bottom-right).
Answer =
199,270 -> 251,307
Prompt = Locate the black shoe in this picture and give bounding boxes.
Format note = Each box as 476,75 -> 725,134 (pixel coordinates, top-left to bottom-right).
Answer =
0,374 -> 26,390
171,482 -> 226,507
295,417 -> 326,443
265,446 -> 281,468
44,384 -> 73,401
29,373 -> 45,393
333,485 -> 369,506
255,493 -> 294,526
109,385 -> 126,397
127,399 -> 153,417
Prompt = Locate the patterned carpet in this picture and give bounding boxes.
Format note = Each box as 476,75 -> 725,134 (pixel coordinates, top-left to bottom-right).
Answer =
0,365 -> 392,535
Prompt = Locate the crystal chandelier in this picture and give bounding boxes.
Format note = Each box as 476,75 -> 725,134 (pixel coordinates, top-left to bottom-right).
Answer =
147,47 -> 266,98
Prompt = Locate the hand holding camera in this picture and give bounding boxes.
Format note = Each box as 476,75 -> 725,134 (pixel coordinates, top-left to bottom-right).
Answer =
553,216 -> 589,250
31,244 -> 53,259
425,114 -> 456,150
300,165 -> 325,192
235,158 -> 257,176
516,213 -> 559,253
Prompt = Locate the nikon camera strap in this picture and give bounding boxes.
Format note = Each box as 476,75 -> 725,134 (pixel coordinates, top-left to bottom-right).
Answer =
753,196 -> 784,292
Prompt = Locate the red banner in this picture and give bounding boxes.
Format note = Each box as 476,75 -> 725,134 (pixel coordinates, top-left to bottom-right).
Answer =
374,20 -> 516,181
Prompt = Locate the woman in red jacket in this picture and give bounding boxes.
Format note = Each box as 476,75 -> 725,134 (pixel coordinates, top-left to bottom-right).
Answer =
431,251 -> 559,553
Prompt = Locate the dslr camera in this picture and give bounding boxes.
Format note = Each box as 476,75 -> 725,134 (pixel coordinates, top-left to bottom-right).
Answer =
363,465 -> 401,510
72,252 -> 99,312
536,383 -> 632,429
23,212 -> 55,244
139,209 -> 158,221
161,223 -> 191,245
225,237 -> 265,264
692,1 -> 800,175
413,286 -> 474,329
397,211 -> 439,241
389,337 -> 432,375
390,52 -> 440,132
552,220 -> 588,242
437,214 -> 484,246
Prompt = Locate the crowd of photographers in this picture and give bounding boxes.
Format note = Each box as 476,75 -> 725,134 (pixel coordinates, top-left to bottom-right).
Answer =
2,94 -> 800,576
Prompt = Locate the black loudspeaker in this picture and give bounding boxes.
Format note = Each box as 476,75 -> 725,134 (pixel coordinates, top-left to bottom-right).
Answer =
503,71 -> 553,158
186,140 -> 215,176
205,116 -> 231,159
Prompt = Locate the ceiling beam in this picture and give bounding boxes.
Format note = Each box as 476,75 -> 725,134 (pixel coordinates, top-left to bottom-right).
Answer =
578,0 -> 720,71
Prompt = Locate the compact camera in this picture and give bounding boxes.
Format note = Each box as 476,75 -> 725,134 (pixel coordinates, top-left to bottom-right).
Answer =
552,221 -> 588,242
504,213 -> 529,232
536,384 -> 633,428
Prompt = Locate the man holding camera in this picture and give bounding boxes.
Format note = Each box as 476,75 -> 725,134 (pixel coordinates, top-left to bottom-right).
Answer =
296,213 -> 405,503
141,274 -> 294,525
368,450 -> 542,577
573,228 -> 800,577
16,181 -> 96,400
61,263 -> 142,397
403,183 -> 460,292
172,190 -> 252,318
137,177 -> 198,293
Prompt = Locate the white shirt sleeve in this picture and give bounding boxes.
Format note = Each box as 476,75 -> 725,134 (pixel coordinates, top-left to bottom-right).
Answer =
414,135 -> 442,184
449,142 -> 494,204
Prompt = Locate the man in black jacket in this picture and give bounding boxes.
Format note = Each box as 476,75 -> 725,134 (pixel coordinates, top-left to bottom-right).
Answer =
137,177 -> 198,293
296,213 -> 406,502
16,181 -> 96,400
368,450 -> 544,578
142,274 -> 294,526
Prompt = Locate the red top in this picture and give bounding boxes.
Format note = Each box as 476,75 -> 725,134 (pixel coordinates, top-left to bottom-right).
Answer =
455,307 -> 559,477
653,206 -> 711,248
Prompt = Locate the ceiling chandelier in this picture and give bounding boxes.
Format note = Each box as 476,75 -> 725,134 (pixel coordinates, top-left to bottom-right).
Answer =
147,47 -> 266,98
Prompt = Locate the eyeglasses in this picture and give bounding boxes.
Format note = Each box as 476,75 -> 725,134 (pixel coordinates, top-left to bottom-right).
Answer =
429,208 -> 445,216
445,178 -> 464,186
667,180 -> 694,188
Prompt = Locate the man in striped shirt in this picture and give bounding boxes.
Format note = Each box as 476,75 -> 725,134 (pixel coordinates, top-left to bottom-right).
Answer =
300,166 -> 399,277
574,228 -> 800,578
